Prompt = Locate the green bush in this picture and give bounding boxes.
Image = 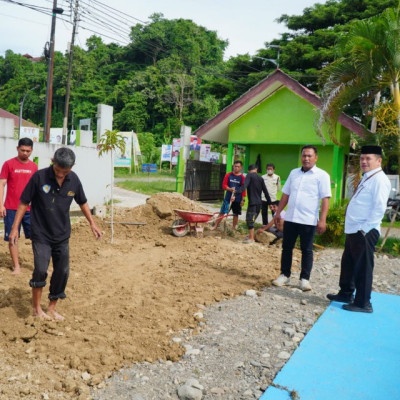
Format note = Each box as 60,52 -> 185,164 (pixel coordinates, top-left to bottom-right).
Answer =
315,200 -> 348,247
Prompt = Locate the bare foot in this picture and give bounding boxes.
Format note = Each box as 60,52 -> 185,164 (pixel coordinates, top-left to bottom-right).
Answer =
11,267 -> 21,275
48,310 -> 65,321
33,310 -> 52,320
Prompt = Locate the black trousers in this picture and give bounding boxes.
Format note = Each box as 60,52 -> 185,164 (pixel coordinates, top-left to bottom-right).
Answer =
29,240 -> 70,300
261,200 -> 270,225
339,229 -> 379,307
281,221 -> 316,280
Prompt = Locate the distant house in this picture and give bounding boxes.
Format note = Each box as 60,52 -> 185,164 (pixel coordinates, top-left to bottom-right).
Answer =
194,69 -> 366,202
0,107 -> 39,129
22,53 -> 43,63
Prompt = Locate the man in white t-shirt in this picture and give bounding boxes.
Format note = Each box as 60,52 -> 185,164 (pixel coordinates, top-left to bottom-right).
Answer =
272,145 -> 331,291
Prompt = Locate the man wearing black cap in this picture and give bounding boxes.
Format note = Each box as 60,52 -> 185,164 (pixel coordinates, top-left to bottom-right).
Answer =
327,145 -> 391,313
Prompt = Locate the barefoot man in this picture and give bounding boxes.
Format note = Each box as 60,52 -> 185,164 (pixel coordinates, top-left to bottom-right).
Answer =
0,137 -> 38,274
9,147 -> 102,320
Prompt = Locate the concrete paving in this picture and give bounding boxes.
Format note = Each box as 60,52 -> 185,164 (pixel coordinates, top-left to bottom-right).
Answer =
113,186 -> 149,208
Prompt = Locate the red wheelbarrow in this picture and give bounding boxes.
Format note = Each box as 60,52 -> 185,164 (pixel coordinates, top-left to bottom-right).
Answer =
171,209 -> 232,237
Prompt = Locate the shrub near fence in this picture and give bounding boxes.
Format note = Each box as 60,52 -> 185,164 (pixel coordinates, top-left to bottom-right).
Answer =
315,200 -> 348,248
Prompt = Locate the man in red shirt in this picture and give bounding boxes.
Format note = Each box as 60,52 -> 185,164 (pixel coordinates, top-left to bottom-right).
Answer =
0,138 -> 38,274
212,160 -> 246,231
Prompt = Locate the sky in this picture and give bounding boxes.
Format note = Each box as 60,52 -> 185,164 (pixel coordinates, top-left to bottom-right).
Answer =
0,0 -> 321,59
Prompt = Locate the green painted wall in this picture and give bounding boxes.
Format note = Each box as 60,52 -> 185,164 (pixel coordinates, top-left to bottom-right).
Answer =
227,87 -> 352,202
230,87 -> 333,145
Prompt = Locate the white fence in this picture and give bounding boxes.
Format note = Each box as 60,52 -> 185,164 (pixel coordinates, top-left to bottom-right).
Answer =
0,119 -> 112,210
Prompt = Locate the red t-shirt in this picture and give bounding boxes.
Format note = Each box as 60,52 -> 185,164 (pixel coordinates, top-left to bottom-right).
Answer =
0,157 -> 38,210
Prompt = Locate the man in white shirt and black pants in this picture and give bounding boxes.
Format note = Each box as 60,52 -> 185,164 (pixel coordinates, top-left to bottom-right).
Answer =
327,145 -> 391,313
272,145 -> 331,291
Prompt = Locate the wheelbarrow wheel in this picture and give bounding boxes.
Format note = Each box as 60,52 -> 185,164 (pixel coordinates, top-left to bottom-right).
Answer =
172,219 -> 189,237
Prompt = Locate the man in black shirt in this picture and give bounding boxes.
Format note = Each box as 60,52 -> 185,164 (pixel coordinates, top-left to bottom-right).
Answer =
234,164 -> 271,243
9,147 -> 102,321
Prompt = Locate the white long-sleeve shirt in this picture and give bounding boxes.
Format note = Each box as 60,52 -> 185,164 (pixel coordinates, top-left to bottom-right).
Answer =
345,167 -> 391,234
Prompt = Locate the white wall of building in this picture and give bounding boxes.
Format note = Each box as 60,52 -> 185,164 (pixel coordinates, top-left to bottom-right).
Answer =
0,119 -> 112,210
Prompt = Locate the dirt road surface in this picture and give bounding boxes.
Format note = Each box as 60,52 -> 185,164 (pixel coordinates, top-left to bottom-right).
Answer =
0,192 -> 293,399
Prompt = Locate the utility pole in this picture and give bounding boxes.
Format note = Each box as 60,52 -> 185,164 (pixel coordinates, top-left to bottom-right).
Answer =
62,0 -> 79,145
44,0 -> 63,142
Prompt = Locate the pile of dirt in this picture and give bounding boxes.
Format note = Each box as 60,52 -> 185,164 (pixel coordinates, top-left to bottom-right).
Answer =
0,192 -> 297,399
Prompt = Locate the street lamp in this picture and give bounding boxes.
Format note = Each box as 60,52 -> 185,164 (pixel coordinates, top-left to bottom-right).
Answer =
19,85 -> 38,137
253,45 -> 281,68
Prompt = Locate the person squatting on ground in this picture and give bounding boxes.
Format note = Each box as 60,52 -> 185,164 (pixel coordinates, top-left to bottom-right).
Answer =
234,164 -> 271,244
0,137 -> 38,274
272,145 -> 331,291
9,147 -> 102,321
256,200 -> 285,242
327,145 -> 391,313
212,160 -> 246,231
261,163 -> 281,225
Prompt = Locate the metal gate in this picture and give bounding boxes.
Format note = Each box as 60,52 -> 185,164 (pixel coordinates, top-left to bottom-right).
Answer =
183,160 -> 226,200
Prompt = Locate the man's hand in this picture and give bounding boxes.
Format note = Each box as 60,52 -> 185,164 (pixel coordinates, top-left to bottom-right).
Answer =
0,205 -> 6,218
316,220 -> 327,235
9,228 -> 18,246
91,223 -> 103,240
240,200 -> 244,206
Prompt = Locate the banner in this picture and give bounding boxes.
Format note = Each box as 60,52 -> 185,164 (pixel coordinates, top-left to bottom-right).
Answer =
190,135 -> 202,151
69,130 -> 77,146
161,144 -> 172,162
171,138 -> 181,166
20,126 -> 39,142
199,143 -> 211,162
210,152 -> 220,163
114,132 -> 132,167
49,128 -> 63,144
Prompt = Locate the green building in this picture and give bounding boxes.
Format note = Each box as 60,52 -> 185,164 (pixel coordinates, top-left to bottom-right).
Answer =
194,69 -> 366,202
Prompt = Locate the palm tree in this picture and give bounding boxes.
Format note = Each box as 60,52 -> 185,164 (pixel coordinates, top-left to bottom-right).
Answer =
97,129 -> 126,243
317,6 -> 400,166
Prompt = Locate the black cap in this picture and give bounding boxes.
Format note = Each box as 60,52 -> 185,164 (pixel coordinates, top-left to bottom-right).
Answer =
360,145 -> 382,156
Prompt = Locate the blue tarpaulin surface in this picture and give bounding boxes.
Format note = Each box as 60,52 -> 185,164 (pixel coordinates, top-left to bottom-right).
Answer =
260,292 -> 400,400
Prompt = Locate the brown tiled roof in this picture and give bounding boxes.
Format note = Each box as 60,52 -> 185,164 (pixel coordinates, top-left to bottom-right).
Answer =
22,54 -> 43,62
0,108 -> 39,128
194,69 -> 366,144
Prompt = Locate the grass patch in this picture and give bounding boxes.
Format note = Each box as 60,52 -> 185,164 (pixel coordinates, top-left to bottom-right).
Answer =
114,168 -> 176,179
380,220 -> 400,228
116,179 -> 176,195
376,236 -> 400,257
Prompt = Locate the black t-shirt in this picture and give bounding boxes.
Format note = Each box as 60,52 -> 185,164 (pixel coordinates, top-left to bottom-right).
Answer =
20,166 -> 87,244
235,172 -> 271,206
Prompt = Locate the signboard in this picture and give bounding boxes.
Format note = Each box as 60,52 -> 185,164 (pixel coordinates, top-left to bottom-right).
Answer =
161,144 -> 172,162
114,132 -> 132,167
20,126 -> 39,142
132,132 -> 141,156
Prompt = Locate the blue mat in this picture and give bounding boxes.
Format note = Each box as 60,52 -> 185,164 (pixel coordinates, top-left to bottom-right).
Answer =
260,292 -> 400,400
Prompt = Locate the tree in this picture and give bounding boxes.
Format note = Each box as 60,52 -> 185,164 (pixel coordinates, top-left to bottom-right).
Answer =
97,130 -> 126,243
317,6 -> 400,165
